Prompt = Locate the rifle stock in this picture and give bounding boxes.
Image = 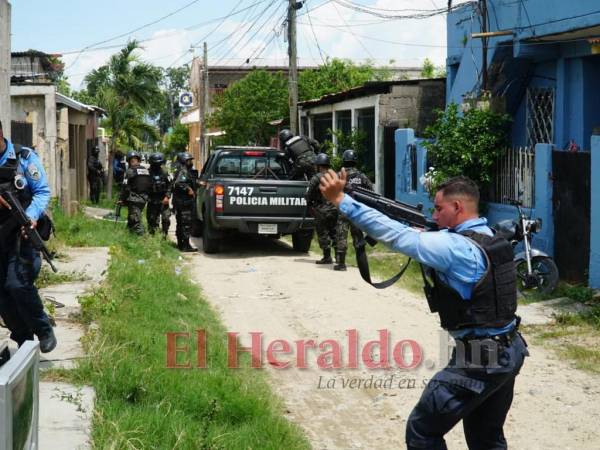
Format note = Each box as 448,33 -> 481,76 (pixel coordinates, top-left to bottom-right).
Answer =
0,191 -> 58,272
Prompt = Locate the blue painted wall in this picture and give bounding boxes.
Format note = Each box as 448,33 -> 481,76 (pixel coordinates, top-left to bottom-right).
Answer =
448,1 -> 600,151
590,136 -> 600,287
394,130 -> 554,253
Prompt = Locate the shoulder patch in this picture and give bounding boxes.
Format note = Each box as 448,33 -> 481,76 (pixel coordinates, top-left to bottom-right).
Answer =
27,162 -> 41,181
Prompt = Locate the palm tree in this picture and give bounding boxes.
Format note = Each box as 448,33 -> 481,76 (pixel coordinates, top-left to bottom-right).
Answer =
85,40 -> 161,198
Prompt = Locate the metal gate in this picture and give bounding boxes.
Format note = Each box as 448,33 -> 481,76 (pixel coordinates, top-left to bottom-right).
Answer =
552,151 -> 591,282
10,121 -> 33,147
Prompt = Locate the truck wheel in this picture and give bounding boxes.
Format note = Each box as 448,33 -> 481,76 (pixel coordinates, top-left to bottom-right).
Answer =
292,229 -> 313,253
202,214 -> 219,254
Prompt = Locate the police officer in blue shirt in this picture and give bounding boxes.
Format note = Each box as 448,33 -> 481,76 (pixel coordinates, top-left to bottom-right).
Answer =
0,120 -> 56,353
320,171 -> 528,450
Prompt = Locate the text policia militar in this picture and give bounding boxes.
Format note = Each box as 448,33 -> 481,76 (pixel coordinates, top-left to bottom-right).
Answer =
166,329 -> 432,370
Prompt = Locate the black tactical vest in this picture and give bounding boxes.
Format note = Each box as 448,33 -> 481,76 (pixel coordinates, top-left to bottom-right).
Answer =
284,136 -> 313,159
422,230 -> 517,331
346,168 -> 371,189
127,166 -> 152,194
149,168 -> 168,194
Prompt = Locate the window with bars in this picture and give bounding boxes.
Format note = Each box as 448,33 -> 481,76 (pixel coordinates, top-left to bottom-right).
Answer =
526,87 -> 555,148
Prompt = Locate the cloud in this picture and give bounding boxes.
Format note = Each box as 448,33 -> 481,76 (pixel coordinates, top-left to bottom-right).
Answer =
64,0 -> 473,88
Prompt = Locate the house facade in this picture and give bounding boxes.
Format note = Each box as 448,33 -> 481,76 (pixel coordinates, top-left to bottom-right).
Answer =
401,1 -> 600,287
299,79 -> 445,197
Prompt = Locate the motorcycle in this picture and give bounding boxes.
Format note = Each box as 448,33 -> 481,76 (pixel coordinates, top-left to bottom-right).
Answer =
494,197 -> 559,296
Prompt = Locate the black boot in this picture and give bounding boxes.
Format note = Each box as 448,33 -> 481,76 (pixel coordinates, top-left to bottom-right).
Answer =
316,248 -> 333,264
39,328 -> 57,354
334,252 -> 347,271
179,239 -> 197,252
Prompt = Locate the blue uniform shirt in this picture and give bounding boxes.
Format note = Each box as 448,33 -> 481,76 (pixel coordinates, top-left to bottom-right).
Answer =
339,194 -> 515,337
0,139 -> 51,221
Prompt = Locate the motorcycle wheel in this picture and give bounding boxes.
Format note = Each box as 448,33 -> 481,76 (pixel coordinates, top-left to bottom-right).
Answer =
516,256 -> 559,296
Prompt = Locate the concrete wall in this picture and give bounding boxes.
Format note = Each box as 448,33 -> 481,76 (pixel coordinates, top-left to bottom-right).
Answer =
394,129 -> 554,254
379,81 -> 445,136
11,85 -> 58,195
0,0 -> 10,135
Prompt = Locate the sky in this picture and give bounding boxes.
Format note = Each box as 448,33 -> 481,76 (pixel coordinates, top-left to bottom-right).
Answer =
11,0 -> 472,89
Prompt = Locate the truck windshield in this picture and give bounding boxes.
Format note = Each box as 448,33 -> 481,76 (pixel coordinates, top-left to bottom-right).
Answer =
214,154 -> 291,179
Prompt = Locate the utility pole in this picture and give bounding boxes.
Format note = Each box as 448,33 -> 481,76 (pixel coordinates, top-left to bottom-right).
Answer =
480,0 -> 488,91
202,42 -> 209,163
287,0 -> 300,134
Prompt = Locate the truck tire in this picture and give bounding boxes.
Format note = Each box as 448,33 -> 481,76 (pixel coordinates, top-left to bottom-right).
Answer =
202,214 -> 219,254
292,229 -> 313,253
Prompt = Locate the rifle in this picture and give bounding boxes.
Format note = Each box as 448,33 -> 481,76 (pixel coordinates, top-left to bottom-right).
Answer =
344,185 -> 437,289
0,191 -> 58,273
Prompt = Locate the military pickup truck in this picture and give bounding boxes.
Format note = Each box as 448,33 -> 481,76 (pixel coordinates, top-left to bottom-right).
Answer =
194,146 -> 314,254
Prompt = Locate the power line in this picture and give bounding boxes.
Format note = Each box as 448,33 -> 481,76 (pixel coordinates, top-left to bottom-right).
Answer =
304,2 -> 327,64
331,1 -> 374,58
66,0 -> 205,70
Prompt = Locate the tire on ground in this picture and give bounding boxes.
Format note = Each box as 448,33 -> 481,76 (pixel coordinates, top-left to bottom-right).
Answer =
292,229 -> 313,253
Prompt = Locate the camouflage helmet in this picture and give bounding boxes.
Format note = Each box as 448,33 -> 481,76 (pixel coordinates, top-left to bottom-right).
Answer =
176,152 -> 194,164
313,152 -> 330,167
342,149 -> 358,165
279,128 -> 294,144
149,152 -> 165,165
126,150 -> 141,162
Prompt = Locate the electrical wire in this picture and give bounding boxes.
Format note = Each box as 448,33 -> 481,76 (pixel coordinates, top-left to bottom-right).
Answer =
304,2 -> 327,64
66,0 -> 205,70
331,1 -> 374,59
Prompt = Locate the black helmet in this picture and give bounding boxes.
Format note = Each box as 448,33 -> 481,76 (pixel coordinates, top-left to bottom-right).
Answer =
177,152 -> 194,164
126,150 -> 141,162
149,152 -> 165,165
313,152 -> 330,167
279,129 -> 294,144
92,146 -> 100,156
342,149 -> 357,165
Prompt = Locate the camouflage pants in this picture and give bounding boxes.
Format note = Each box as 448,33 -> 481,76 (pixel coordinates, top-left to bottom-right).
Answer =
127,201 -> 146,235
336,216 -> 365,253
174,201 -> 194,243
146,198 -> 171,236
314,209 -> 338,250
290,156 -> 316,181
88,177 -> 102,204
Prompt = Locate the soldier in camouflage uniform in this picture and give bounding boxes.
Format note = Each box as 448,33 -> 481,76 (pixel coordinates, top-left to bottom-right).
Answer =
279,129 -> 316,181
118,150 -> 152,235
334,149 -> 374,271
305,153 -> 338,264
172,152 -> 197,252
146,152 -> 171,237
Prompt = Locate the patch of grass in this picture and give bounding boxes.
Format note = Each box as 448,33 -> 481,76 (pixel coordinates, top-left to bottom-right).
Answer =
52,210 -> 309,449
36,267 -> 89,288
562,344 -> 600,373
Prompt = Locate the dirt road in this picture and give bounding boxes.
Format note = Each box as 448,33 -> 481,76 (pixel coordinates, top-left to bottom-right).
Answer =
186,235 -> 600,449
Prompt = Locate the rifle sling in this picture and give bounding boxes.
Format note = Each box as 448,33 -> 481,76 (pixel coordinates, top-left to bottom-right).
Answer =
354,235 -> 412,289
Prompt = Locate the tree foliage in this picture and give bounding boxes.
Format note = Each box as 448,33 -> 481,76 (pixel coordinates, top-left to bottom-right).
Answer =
156,65 -> 191,134
420,58 -> 446,79
422,103 -> 512,191
82,40 -> 161,196
299,58 -> 389,101
165,122 -> 189,156
210,70 -> 288,145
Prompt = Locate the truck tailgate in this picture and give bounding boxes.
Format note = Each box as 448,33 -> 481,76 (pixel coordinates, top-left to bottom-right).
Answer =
220,179 -> 308,217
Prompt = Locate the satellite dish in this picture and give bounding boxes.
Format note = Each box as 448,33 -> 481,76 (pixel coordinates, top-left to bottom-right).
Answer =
179,92 -> 193,107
